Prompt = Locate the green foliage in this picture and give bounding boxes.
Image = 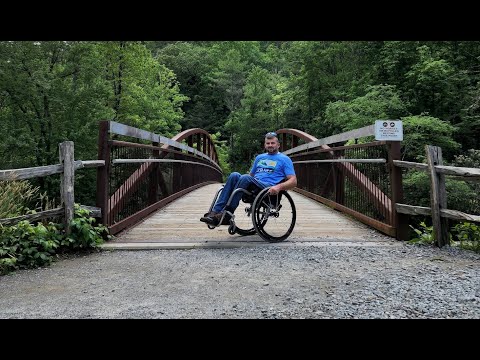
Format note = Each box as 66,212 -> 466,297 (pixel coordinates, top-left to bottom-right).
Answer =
401,115 -> 459,161
60,204 -> 110,250
102,42 -> 187,138
323,84 -> 407,133
0,180 -> 39,218
408,221 -> 435,244
404,45 -> 468,119
0,204 -> 110,275
0,220 -> 61,274
226,66 -> 277,171
408,220 -> 480,252
451,149 -> 480,215
453,149 -> 480,168
155,42 -> 220,132
207,47 -> 248,114
209,132 -> 231,179
451,222 -> 480,252
402,170 -> 431,208
0,41 -> 187,206
403,169 -> 478,215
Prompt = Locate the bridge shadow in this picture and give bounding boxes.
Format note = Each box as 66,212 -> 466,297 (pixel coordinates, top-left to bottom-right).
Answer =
102,184 -> 399,250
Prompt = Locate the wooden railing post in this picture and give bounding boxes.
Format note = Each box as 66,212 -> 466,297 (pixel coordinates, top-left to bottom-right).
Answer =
96,121 -> 110,226
149,141 -> 160,204
388,141 -> 409,240
59,141 -> 75,235
426,145 -> 449,247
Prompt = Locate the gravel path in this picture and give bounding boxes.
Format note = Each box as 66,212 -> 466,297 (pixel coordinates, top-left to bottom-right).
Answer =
1,242 -> 479,318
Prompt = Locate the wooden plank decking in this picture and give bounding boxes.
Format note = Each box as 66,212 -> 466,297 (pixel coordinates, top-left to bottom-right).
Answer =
102,184 -> 399,249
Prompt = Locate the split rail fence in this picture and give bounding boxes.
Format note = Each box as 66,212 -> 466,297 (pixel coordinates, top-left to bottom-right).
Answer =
0,141 -> 104,234
394,145 -> 480,247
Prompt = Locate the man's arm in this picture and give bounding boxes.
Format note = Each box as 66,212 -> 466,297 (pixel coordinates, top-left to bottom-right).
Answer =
268,174 -> 297,195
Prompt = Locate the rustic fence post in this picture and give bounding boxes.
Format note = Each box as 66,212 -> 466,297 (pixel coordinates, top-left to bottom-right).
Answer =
426,145 -> 449,247
59,141 -> 75,235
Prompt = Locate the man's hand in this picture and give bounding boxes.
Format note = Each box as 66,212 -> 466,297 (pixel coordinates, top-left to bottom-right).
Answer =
268,184 -> 282,195
268,175 -> 297,195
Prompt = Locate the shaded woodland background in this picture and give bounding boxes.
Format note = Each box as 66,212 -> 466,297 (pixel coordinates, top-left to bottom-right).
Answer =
1,41 -> 479,215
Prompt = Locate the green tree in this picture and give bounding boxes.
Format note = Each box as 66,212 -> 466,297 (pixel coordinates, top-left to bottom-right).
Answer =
401,115 -> 459,161
226,66 -> 276,172
102,41 -> 187,137
323,84 -> 407,134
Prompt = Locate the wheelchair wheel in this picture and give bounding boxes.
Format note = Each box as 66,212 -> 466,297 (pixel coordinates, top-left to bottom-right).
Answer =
252,188 -> 296,242
232,199 -> 256,236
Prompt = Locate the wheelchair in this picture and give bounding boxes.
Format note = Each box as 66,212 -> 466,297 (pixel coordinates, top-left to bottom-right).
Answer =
204,184 -> 296,242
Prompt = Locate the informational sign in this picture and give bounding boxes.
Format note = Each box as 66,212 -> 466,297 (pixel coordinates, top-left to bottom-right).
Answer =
375,120 -> 403,141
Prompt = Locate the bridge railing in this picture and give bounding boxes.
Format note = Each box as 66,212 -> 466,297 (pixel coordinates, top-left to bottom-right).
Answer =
394,145 -> 480,247
0,141 -> 104,234
276,126 -> 405,239
96,121 -> 222,234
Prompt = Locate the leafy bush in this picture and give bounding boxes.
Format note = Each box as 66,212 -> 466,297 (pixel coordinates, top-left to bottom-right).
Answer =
401,115 -> 459,162
59,204 -> 110,250
403,170 -> 479,215
0,220 -> 61,274
0,204 -> 111,275
451,222 -> 480,253
451,149 -> 480,215
408,221 -> 435,244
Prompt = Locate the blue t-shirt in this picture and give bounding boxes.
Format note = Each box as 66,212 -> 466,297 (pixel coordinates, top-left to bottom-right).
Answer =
250,152 -> 296,187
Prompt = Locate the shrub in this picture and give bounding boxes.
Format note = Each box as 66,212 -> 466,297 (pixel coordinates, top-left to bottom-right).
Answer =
59,204 -> 110,250
451,222 -> 480,253
408,221 -> 435,245
1,204 -> 112,275
0,220 -> 61,274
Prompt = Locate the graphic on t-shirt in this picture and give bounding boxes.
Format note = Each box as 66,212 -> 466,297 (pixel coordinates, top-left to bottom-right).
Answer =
256,159 -> 277,174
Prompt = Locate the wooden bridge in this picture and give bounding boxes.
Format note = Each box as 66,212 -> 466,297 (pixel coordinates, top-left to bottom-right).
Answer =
2,120 -> 479,248
94,121 -> 407,248
102,183 -> 398,249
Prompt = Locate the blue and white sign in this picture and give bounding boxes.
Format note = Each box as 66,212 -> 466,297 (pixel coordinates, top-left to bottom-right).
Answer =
375,120 -> 403,141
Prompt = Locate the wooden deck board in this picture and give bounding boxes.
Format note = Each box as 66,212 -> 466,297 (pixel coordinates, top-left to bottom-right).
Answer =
111,183 -> 395,245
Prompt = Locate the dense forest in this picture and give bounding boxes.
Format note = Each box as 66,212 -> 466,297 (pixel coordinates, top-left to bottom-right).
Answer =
1,41 -> 479,213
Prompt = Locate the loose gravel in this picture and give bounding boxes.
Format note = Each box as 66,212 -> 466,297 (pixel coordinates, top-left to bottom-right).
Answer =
0,242 -> 479,318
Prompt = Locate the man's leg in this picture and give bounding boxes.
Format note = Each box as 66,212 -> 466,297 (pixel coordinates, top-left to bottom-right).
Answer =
223,175 -> 265,214
212,172 -> 241,213
200,172 -> 241,224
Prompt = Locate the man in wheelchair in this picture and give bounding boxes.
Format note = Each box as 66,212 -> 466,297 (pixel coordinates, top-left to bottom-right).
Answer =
200,131 -> 297,227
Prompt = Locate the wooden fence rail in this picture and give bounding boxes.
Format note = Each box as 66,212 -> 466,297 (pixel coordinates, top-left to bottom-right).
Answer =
0,141 -> 104,233
394,145 -> 480,247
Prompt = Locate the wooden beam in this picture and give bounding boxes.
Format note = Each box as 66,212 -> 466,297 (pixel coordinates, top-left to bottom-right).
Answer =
393,160 -> 428,171
0,160 -> 103,181
0,208 -> 64,225
394,160 -> 480,180
0,206 -> 101,226
284,125 -> 375,155
435,165 -> 480,177
396,203 -> 480,222
81,160 -> 105,168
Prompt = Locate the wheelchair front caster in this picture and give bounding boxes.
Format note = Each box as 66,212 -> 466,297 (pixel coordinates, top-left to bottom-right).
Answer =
228,222 -> 236,235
